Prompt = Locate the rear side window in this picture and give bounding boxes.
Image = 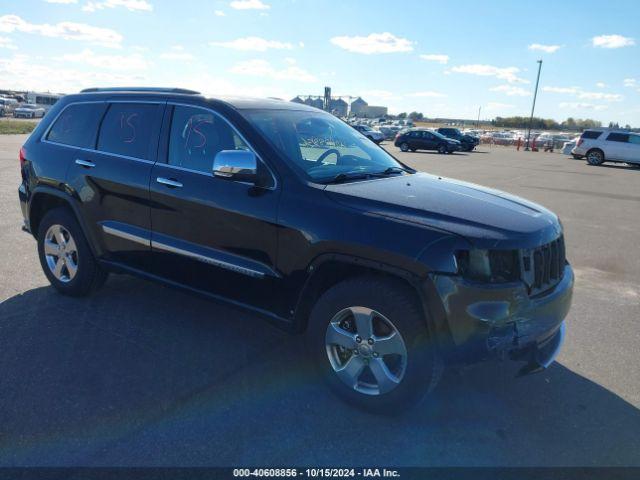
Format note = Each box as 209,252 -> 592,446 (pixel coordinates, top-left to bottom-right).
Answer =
629,134 -> 640,145
97,103 -> 161,159
46,103 -> 106,148
581,131 -> 602,140
606,132 -> 630,143
168,105 -> 249,173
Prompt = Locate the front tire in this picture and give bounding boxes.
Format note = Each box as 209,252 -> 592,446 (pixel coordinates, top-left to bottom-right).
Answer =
306,276 -> 442,413
438,144 -> 447,154
37,208 -> 107,296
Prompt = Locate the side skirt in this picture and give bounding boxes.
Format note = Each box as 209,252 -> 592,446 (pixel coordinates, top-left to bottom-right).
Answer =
99,259 -> 295,333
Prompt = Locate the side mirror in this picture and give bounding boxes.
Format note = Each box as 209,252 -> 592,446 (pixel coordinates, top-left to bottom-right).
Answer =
212,150 -> 257,183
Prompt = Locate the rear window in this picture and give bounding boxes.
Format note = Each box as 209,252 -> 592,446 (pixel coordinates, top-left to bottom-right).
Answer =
581,130 -> 602,139
46,103 -> 106,148
97,103 -> 161,159
606,132 -> 630,143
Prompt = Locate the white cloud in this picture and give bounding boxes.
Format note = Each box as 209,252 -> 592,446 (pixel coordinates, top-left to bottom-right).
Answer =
44,0 -> 78,3
559,102 -> 608,111
57,48 -> 149,70
528,43 -> 561,53
0,14 -> 122,47
210,36 -> 293,51
450,64 -> 528,83
543,86 -> 622,101
623,78 -> 637,87
159,45 -> 194,61
490,84 -> 531,96
596,82 -> 606,88
230,59 -> 316,82
577,91 -> 622,101
82,0 -> 152,12
419,54 -> 449,64
214,10 -> 225,16
0,36 -> 17,49
330,32 -> 413,54
0,53 -> 146,92
486,102 -> 515,110
592,34 -> 635,49
408,91 -> 447,98
543,86 -> 579,94
229,0 -> 270,10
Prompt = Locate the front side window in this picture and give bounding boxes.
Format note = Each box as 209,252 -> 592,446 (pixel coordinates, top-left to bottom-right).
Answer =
244,108 -> 407,183
97,103 -> 161,159
168,105 -> 249,173
46,103 -> 106,148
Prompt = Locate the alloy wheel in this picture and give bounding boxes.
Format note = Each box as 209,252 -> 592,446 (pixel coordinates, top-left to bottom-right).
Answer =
44,224 -> 79,283
325,306 -> 408,396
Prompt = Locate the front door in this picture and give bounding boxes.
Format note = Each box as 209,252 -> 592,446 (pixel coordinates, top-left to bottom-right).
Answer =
148,104 -> 283,314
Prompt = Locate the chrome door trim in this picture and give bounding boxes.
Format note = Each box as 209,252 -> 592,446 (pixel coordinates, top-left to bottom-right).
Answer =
102,224 -> 151,247
151,240 -> 265,279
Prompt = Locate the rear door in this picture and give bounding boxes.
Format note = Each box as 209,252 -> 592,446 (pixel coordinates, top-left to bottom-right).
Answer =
148,103 -> 282,313
65,100 -> 165,270
604,132 -> 630,161
422,131 -> 438,150
627,134 -> 640,164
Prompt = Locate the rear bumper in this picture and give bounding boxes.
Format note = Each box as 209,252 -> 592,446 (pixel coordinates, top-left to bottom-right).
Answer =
429,263 -> 573,371
18,183 -> 31,233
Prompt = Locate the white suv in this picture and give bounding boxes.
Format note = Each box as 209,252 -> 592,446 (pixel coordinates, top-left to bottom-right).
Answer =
572,129 -> 640,166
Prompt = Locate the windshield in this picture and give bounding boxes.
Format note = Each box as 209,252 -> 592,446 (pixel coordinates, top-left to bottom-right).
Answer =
244,109 -> 407,183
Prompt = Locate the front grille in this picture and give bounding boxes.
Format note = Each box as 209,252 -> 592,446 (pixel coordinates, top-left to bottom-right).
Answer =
521,236 -> 566,296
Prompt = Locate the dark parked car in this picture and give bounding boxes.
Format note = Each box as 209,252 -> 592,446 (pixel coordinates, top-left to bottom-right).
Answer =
394,128 -> 461,154
18,88 -> 573,412
437,127 -> 480,152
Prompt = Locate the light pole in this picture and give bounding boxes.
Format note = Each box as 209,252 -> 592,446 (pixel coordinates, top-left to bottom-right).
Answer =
476,106 -> 481,129
525,59 -> 543,151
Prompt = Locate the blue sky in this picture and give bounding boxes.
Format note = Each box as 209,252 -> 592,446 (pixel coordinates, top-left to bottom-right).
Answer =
1,0 -> 639,125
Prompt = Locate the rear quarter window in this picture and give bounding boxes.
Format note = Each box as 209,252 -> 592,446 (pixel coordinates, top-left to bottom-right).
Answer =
97,103 -> 161,159
581,131 -> 602,140
46,103 -> 107,148
606,132 -> 630,143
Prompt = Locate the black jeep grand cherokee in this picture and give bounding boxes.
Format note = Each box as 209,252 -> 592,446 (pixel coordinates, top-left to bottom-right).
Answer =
18,88 -> 573,412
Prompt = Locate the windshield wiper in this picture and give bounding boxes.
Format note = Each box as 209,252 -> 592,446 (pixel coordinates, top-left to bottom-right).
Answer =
317,171 -> 373,184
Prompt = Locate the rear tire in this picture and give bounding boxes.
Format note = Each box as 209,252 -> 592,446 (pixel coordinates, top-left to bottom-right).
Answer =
586,149 -> 604,166
400,142 -> 410,152
306,276 -> 442,414
37,208 -> 108,296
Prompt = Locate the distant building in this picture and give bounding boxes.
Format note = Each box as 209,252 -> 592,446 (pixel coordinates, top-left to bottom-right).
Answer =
290,92 -> 388,118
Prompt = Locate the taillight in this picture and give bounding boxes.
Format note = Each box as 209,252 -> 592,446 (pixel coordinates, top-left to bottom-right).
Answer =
577,138 -> 583,147
19,146 -> 26,168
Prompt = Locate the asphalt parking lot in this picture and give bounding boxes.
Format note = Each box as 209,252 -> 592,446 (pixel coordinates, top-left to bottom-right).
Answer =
0,134 -> 639,467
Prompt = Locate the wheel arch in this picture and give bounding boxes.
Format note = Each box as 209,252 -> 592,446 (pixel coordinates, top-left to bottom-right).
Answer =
28,187 -> 102,258
292,253 -> 448,345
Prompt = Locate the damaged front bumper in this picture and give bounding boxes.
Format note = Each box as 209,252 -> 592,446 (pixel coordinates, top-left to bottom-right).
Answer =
429,264 -> 573,374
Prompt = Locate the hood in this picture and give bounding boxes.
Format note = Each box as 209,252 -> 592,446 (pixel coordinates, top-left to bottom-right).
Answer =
323,172 -> 561,249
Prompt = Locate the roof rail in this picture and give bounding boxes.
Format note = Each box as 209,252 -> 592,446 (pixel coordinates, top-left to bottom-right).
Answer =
80,87 -> 200,95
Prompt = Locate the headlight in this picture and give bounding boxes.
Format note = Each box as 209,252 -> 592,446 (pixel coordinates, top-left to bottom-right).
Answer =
455,249 -> 521,283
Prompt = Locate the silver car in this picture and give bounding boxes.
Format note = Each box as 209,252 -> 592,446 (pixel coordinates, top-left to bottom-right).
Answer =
13,104 -> 46,119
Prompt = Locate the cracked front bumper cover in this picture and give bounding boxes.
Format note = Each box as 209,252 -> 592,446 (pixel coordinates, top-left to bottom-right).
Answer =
430,264 -> 573,370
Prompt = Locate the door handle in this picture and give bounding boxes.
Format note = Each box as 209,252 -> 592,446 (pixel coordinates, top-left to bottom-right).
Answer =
156,177 -> 183,188
75,159 -> 96,168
